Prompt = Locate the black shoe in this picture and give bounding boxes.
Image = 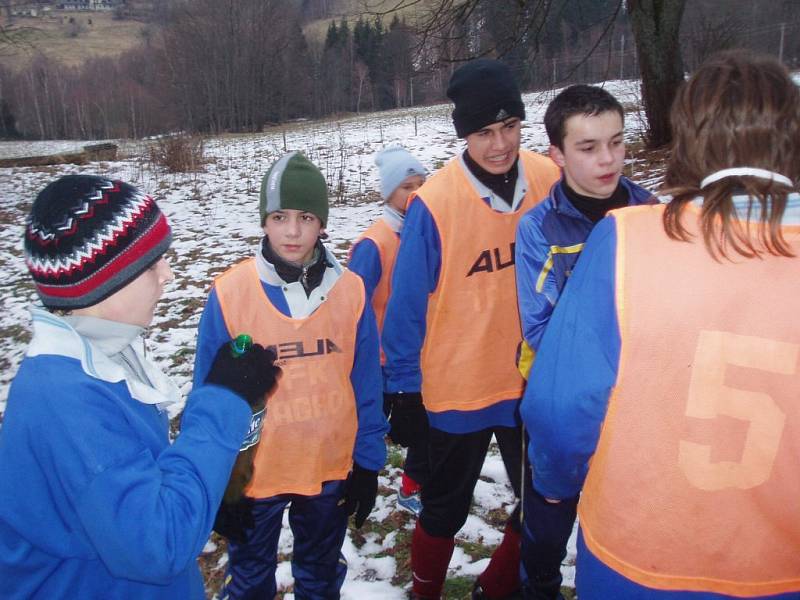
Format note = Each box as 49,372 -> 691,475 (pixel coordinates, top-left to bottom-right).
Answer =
472,582 -> 485,600
472,581 -> 524,600
409,592 -> 439,600
520,575 -> 565,600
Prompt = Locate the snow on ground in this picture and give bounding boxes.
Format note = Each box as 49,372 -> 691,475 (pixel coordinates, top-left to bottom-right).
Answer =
0,139 -> 117,159
0,79 -> 648,598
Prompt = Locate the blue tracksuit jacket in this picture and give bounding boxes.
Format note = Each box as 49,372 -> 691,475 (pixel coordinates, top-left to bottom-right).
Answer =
348,237 -> 384,303
0,308 -> 251,599
522,194 -> 800,599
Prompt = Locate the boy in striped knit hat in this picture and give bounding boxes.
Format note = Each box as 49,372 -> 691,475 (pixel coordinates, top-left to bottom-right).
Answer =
0,175 -> 278,599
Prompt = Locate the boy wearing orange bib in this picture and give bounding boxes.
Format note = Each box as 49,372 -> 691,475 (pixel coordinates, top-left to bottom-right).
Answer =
349,146 -> 428,516
524,52 -> 800,599
382,59 -> 560,599
193,152 -> 388,599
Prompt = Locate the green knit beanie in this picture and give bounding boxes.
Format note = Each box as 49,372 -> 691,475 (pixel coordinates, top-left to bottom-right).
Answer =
260,152 -> 329,226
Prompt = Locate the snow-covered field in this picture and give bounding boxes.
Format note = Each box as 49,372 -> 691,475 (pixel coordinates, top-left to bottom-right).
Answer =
0,79 -> 658,598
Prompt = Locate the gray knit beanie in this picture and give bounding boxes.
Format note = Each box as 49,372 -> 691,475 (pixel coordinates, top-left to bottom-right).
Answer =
375,146 -> 427,200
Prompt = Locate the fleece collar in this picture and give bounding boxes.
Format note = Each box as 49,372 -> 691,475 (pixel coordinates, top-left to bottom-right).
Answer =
254,241 -> 344,318
25,306 -> 181,408
691,192 -> 800,225
381,205 -> 405,234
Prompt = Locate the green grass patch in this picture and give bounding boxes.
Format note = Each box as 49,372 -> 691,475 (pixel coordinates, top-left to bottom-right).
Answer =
483,507 -> 512,528
457,539 -> 493,562
386,444 -> 406,469
443,575 -> 475,599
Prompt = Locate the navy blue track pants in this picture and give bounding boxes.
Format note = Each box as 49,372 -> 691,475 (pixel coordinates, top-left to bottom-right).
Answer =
221,480 -> 348,600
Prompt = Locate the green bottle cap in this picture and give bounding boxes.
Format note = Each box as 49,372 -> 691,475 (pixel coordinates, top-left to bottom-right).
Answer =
230,334 -> 253,358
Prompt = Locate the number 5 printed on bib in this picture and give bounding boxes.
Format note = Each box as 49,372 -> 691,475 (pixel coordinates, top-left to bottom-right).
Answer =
679,330 -> 798,491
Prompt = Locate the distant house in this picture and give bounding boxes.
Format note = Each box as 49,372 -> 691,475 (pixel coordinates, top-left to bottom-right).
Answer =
11,3 -> 53,17
10,6 -> 39,17
58,0 -> 120,10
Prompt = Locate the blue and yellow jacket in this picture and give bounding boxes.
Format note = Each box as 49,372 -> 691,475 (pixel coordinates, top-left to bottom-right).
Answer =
515,176 -> 652,377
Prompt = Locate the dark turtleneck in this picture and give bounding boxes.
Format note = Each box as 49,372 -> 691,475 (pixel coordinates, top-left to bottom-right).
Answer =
463,149 -> 519,207
562,178 -> 629,223
261,236 -> 329,298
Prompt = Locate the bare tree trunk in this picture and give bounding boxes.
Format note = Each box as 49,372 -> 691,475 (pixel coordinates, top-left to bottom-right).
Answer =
75,96 -> 87,138
627,0 -> 686,148
27,70 -> 45,139
355,62 -> 368,114
56,73 -> 70,138
129,90 -> 137,139
41,66 -> 58,139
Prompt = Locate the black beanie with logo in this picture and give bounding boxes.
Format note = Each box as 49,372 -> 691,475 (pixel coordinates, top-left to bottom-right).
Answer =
447,58 -> 526,138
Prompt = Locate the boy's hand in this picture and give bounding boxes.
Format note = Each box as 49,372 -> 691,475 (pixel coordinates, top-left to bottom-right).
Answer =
213,496 -> 255,544
343,463 -> 378,528
206,341 -> 281,408
384,392 -> 428,447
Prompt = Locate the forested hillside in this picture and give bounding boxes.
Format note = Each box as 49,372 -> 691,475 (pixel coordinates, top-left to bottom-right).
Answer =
0,0 -> 797,141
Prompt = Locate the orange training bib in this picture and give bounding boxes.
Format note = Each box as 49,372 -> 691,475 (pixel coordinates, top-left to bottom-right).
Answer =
214,259 -> 363,497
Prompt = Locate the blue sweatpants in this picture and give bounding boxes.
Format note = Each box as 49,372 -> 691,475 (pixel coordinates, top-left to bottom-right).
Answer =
521,466 -> 578,600
221,480 -> 348,600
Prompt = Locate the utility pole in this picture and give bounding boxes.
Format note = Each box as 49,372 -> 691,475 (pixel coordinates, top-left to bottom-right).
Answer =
778,22 -> 786,63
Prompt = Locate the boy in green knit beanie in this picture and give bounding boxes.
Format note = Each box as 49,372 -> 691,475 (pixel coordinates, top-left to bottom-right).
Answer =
194,151 -> 388,599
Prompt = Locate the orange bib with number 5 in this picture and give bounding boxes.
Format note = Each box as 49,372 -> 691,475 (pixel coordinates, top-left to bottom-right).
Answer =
580,203 -> 800,596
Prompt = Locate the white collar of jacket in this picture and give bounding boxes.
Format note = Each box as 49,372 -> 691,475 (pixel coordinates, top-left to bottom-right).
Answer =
254,243 -> 344,318
382,205 -> 405,233
64,314 -> 143,356
26,306 -> 181,408
458,153 -> 529,213
691,191 -> 800,224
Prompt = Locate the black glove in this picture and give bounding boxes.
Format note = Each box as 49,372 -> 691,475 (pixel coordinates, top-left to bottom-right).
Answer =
206,341 -> 281,408
343,463 -> 378,528
213,496 -> 255,545
384,392 -> 428,447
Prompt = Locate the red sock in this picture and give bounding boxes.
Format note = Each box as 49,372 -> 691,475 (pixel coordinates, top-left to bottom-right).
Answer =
411,522 -> 455,599
476,523 -> 522,598
401,472 -> 421,496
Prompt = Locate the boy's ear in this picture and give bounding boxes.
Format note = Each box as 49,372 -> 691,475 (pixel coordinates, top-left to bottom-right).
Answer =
319,228 -> 328,240
548,144 -> 566,169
